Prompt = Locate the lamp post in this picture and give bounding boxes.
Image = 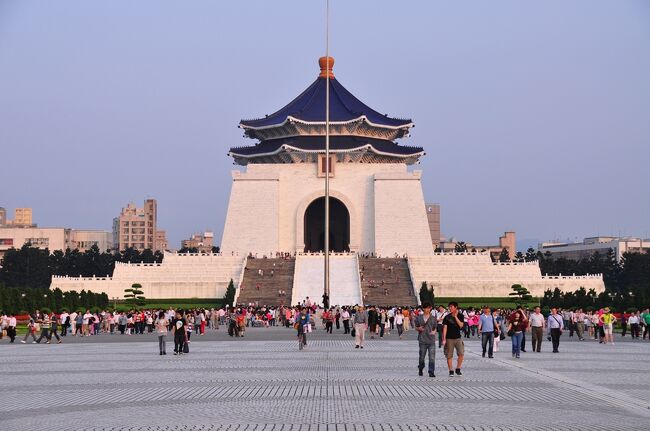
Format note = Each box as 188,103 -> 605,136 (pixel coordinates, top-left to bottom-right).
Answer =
323,0 -> 331,308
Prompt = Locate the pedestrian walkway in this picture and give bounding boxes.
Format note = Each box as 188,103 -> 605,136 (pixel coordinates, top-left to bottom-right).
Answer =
1,331 -> 648,430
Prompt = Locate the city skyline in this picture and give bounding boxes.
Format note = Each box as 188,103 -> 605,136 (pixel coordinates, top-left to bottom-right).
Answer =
1,1 -> 648,248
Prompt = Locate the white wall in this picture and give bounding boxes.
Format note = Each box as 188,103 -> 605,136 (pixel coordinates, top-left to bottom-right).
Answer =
374,170 -> 433,256
220,163 -> 432,257
409,253 -> 605,297
51,253 -> 245,299
221,169 -> 279,256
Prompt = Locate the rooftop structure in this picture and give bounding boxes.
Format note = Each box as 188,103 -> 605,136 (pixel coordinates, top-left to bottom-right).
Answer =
539,236 -> 650,262
229,57 -> 424,165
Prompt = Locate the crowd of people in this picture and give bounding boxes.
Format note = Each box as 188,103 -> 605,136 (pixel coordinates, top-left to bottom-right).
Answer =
2,303 -> 648,375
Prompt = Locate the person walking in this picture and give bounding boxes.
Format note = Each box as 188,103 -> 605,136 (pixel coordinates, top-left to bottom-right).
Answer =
368,306 -> 378,339
529,306 -> 545,352
35,313 -> 51,344
478,306 -> 496,358
48,312 -> 62,344
21,317 -> 39,343
507,308 -> 527,358
600,307 -> 616,345
436,305 -> 447,348
172,311 -> 187,355
324,308 -> 334,334
547,307 -> 564,353
442,302 -> 465,376
341,307 -> 350,334
6,313 -> 17,343
395,308 -> 405,339
574,308 -> 586,341
295,307 -> 310,350
629,311 -> 640,339
353,306 -> 368,349
155,311 -> 168,355
414,303 -> 436,377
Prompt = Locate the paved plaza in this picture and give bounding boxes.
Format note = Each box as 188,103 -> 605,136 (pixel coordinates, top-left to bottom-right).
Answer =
1,329 -> 649,431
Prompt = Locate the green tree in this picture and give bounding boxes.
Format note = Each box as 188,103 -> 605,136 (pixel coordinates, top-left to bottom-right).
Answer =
509,284 -> 532,304
454,242 -> 468,253
124,283 -> 146,309
223,279 -> 236,306
525,248 -> 537,262
419,281 -> 434,306
499,248 -> 510,262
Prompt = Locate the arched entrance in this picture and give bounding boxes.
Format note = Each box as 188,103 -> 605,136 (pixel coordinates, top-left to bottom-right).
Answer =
303,197 -> 350,252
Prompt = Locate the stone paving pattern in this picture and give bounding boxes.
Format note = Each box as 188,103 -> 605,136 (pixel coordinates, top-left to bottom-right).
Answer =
1,328 -> 649,430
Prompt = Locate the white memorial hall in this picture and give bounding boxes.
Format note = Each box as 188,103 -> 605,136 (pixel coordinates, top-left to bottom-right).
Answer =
51,58 -> 604,306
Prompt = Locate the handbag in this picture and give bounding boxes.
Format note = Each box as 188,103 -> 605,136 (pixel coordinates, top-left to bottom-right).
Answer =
183,341 -> 189,354
507,328 -> 515,337
351,327 -> 356,337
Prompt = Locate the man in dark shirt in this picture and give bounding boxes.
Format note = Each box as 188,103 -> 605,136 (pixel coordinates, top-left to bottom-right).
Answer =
414,303 -> 437,377
172,311 -> 187,355
442,302 -> 465,376
368,306 -> 378,339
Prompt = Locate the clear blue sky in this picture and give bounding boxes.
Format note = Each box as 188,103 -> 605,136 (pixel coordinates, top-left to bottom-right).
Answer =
1,1 -> 648,250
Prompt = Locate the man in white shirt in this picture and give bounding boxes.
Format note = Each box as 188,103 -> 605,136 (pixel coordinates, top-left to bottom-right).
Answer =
341,308 -> 351,334
529,306 -> 545,353
628,312 -> 640,339
436,305 -> 448,348
59,311 -> 69,336
7,313 -> 17,343
83,310 -> 92,336
69,311 -> 78,335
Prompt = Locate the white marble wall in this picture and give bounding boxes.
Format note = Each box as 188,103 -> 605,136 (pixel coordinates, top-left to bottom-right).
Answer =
50,253 -> 245,300
409,253 -> 605,299
220,162 -> 433,257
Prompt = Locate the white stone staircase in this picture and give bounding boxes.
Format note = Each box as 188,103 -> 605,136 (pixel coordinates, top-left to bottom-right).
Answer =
292,253 -> 362,307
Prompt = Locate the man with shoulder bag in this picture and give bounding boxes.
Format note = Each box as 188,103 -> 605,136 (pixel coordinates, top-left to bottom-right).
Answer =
547,307 -> 564,353
478,306 -> 496,358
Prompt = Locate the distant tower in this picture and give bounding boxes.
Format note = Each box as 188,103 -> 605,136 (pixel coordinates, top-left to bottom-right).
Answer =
0,207 -> 6,226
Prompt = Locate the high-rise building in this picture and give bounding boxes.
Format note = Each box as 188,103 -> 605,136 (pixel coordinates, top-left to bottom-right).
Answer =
425,203 -> 441,247
114,199 -> 161,252
13,208 -> 33,226
155,230 -> 168,252
0,207 -> 6,226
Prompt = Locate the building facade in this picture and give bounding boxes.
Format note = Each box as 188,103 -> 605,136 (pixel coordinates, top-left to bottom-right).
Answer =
0,207 -> 35,227
113,199 -> 161,251
0,227 -> 70,258
539,236 -> 650,262
51,57 -> 605,302
425,203 -> 441,247
181,231 -> 214,252
69,230 -> 114,252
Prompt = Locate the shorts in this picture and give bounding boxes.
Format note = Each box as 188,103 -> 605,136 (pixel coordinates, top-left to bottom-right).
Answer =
604,324 -> 613,335
444,338 -> 464,358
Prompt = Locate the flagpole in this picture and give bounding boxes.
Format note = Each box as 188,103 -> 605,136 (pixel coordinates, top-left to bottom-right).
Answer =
324,0 -> 331,307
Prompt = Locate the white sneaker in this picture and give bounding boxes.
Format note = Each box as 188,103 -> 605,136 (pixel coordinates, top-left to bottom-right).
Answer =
20,340 -> 26,344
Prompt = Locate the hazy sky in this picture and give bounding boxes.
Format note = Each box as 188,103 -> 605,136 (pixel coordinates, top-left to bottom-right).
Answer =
1,1 -> 648,250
